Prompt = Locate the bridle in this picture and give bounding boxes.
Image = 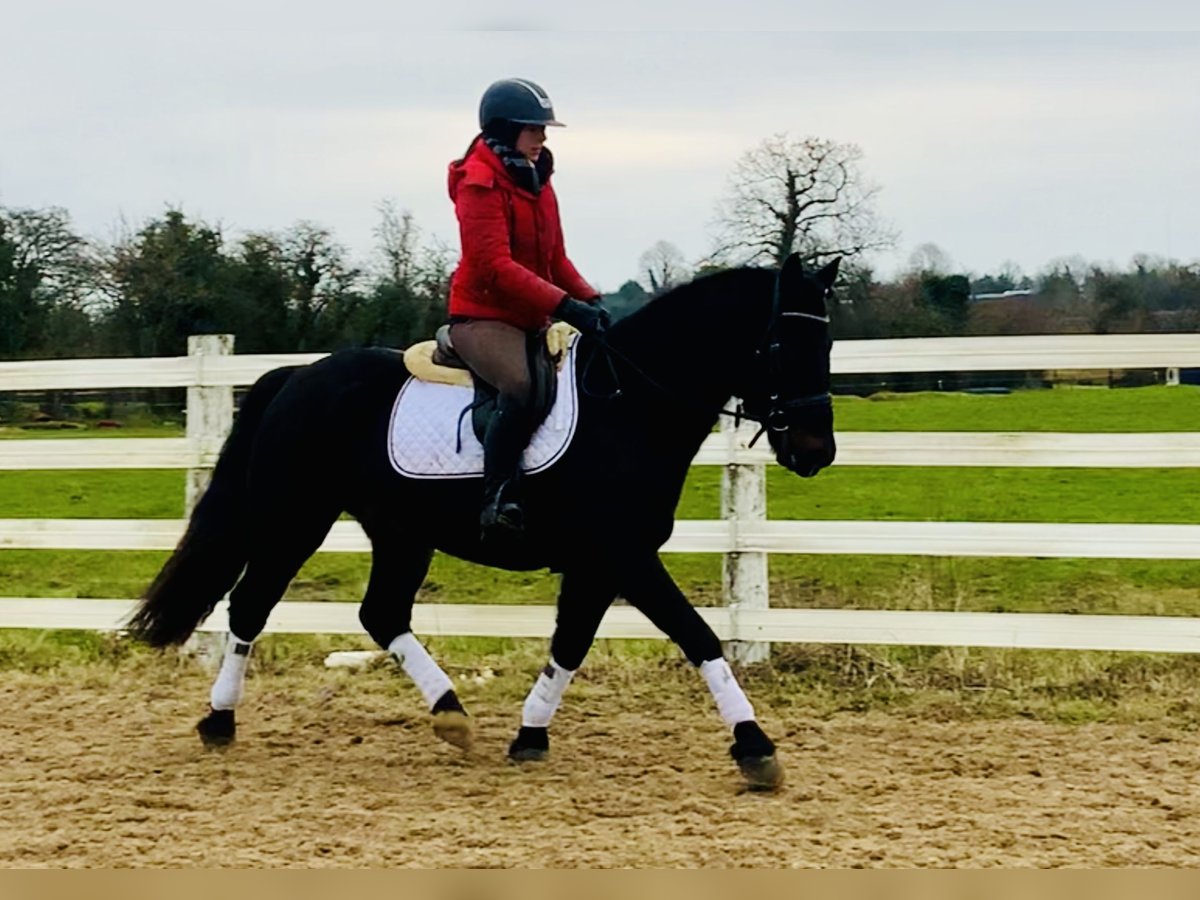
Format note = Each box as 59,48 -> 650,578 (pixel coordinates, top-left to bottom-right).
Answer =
739,271 -> 833,447
583,268 -> 833,448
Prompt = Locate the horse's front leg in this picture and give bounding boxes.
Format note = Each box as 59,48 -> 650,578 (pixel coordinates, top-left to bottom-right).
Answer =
508,568 -> 617,762
618,552 -> 783,791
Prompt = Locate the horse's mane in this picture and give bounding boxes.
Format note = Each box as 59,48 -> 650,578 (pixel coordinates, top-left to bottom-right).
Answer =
609,266 -> 775,349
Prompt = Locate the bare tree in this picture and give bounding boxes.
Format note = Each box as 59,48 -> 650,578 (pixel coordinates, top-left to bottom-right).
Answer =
0,205 -> 96,357
373,198 -> 419,286
907,242 -> 953,276
711,134 -> 897,269
637,240 -> 690,295
276,222 -> 362,349
1,206 -> 94,301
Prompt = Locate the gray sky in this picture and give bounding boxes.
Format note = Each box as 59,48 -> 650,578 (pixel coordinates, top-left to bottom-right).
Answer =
4,8 -> 1200,290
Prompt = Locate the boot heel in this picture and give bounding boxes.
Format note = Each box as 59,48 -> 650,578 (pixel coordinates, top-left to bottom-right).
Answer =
481,501 -> 525,542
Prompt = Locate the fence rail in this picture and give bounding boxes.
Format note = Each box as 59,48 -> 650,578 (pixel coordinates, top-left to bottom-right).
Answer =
4,598 -> 1200,655
4,431 -> 1200,471
3,333 -> 1200,656
2,517 -> 1199,559
3,333 -> 1200,390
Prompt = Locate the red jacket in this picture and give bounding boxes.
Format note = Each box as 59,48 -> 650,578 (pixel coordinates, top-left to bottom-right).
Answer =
447,137 -> 596,331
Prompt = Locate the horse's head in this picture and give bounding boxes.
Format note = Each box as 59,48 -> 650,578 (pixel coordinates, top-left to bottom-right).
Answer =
738,254 -> 838,478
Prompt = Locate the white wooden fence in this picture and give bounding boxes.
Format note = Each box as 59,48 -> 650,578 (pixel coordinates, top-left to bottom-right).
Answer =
2,333 -> 1200,657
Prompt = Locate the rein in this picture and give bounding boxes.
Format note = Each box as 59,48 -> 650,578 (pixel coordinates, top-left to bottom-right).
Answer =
580,269 -> 832,447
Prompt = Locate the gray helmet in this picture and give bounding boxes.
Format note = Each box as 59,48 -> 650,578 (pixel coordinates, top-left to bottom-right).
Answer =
478,78 -> 565,130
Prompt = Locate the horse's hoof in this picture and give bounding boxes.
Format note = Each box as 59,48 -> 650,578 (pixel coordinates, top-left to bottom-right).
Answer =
508,725 -> 549,762
730,720 -> 782,791
509,745 -> 548,762
197,708 -> 236,748
432,710 -> 474,751
737,754 -> 785,792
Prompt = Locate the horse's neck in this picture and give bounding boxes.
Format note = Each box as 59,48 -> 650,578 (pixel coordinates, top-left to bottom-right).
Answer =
599,273 -> 772,449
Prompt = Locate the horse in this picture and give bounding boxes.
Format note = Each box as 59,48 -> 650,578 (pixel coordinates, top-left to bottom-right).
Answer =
127,252 -> 838,791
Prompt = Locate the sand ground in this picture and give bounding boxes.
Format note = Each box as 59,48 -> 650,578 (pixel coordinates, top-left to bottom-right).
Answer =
3,661 -> 1199,868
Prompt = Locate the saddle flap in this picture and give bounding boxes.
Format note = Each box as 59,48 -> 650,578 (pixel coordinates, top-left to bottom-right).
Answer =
388,339 -> 581,480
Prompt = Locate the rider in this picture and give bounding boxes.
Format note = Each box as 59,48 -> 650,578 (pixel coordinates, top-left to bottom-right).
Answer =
447,77 -> 608,541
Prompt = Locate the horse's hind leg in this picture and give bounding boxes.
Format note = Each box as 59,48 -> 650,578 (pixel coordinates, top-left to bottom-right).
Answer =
356,531 -> 470,750
197,504 -> 338,748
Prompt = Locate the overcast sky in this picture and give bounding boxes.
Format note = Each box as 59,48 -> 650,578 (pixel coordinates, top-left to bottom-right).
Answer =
4,6 -> 1199,290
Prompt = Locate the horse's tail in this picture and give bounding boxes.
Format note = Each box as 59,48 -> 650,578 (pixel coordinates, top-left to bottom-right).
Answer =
126,365 -> 301,647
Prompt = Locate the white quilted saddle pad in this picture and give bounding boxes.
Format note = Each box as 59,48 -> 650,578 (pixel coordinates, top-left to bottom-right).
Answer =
388,339 -> 580,479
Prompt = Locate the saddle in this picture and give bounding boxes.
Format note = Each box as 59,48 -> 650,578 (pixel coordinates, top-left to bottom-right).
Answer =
402,322 -> 577,445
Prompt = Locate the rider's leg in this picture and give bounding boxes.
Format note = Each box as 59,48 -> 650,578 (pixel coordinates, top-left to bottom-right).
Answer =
448,319 -> 535,537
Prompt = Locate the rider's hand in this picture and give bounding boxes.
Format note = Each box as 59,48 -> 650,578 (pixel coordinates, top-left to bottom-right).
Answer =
554,296 -> 610,334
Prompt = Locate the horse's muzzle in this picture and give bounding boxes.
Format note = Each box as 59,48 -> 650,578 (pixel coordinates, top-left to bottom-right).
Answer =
776,434 -> 836,478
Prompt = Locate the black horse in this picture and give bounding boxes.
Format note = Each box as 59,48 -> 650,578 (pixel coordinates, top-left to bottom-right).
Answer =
128,252 -> 838,790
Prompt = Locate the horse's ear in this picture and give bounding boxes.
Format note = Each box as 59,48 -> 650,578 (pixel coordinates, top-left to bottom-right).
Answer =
780,252 -> 805,280
780,253 -> 831,317
778,252 -> 807,305
816,257 -> 841,290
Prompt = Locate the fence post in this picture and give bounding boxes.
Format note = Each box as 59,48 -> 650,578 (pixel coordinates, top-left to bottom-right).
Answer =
721,411 -> 770,663
183,335 -> 235,667
185,334 -> 236,515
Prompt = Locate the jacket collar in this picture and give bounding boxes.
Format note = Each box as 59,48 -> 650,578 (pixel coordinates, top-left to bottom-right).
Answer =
467,136 -> 554,200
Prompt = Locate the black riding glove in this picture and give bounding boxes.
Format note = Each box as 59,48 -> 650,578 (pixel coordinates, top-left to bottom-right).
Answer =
554,296 -> 610,334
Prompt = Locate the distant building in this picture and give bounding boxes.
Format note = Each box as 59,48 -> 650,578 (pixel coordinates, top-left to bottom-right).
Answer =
970,289 -> 1036,302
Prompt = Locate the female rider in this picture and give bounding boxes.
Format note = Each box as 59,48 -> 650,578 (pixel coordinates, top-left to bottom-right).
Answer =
446,78 -> 607,541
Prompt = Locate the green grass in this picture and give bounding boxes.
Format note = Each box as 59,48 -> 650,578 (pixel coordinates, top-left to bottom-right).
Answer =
0,425 -> 185,440
0,470 -> 183,518
5,384 -> 1197,436
4,464 -> 1200,525
832,384 -> 1200,432
2,547 -> 1193,621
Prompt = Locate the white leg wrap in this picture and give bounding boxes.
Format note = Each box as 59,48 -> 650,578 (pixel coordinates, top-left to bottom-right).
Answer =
210,632 -> 254,711
389,633 -> 454,710
700,658 -> 755,727
521,658 -> 576,728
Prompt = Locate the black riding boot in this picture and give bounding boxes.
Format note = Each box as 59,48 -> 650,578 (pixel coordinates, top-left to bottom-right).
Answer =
480,406 -> 530,542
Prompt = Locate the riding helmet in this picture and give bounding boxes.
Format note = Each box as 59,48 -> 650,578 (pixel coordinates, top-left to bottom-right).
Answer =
478,78 -> 565,130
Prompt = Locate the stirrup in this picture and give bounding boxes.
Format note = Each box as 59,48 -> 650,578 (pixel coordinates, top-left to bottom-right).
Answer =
481,498 -> 525,540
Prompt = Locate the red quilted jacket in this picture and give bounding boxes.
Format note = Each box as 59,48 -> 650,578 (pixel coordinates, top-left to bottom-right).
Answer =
447,137 -> 596,331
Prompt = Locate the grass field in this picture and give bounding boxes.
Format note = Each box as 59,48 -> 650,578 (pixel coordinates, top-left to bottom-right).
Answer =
1,385 -> 1199,721
1,385 -> 1197,612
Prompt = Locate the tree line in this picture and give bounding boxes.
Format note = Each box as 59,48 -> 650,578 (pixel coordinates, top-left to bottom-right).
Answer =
632,134 -> 1199,338
3,132 -> 1198,361
0,201 -> 450,360
619,243 -> 1200,341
